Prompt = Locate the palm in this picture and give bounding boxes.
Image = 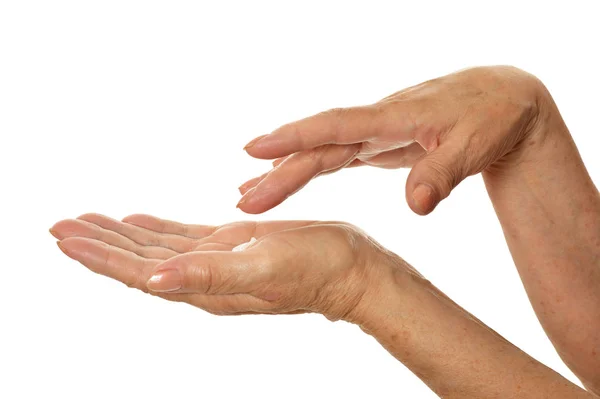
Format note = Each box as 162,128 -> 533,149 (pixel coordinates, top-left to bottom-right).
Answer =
51,213 -> 318,314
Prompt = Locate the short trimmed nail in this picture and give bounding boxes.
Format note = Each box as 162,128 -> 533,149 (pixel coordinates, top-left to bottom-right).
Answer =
243,135 -> 268,150
236,187 -> 256,208
56,241 -> 69,255
238,179 -> 254,194
412,184 -> 436,214
147,269 -> 182,292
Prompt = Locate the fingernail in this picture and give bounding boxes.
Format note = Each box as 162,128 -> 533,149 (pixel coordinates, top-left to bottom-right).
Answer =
243,134 -> 268,150
56,241 -> 69,255
412,184 -> 436,214
147,269 -> 182,292
49,228 -> 58,238
236,187 -> 256,208
238,179 -> 253,194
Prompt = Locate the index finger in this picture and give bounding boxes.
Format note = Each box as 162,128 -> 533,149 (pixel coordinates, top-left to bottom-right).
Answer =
244,104 -> 414,159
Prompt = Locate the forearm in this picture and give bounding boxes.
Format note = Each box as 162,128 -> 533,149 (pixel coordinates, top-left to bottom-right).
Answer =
352,255 -> 592,398
482,87 -> 600,392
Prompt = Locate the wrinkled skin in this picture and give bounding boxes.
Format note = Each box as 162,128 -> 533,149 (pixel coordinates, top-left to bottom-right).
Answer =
50,213 -> 390,321
238,66 -> 543,215
50,65 -> 600,397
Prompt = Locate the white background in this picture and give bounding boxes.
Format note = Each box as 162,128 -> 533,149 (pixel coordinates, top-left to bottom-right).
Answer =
1,1 -> 598,397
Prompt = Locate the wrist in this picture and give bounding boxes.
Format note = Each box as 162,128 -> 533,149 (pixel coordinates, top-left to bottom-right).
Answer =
340,251 -> 592,398
341,250 -> 424,329
484,77 -> 573,183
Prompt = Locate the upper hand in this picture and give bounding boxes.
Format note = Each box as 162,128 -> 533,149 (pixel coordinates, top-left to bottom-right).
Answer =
239,66 -> 548,215
50,213 -> 391,321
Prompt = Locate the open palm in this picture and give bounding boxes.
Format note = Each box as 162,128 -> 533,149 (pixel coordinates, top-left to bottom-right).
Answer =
50,214 -> 375,319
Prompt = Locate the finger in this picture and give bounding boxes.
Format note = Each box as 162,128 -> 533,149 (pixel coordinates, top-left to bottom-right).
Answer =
51,219 -> 178,260
78,213 -> 196,253
237,144 -> 359,214
244,104 -> 414,159
243,144 -> 357,196
357,142 -> 426,169
272,157 -> 286,167
145,249 -> 268,295
238,173 -> 268,197
240,144 -> 365,197
57,237 -> 157,291
238,171 -> 268,195
406,133 -> 472,215
121,214 -> 216,239
240,142 -> 424,205
193,220 -> 317,247
55,237 -> 265,314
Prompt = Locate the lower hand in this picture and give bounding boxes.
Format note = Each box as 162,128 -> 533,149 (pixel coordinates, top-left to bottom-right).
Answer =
49,213 -> 595,397
50,213 -> 393,321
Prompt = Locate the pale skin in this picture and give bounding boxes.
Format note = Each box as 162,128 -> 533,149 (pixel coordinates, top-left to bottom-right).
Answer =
51,66 -> 599,397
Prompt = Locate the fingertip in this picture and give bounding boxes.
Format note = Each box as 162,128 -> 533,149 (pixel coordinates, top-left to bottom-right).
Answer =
56,240 -> 69,256
121,214 -> 157,230
49,219 -> 80,240
243,134 -> 269,150
272,157 -> 285,167
238,177 -> 261,196
236,190 -> 279,215
409,184 -> 438,215
55,236 -> 81,259
236,187 -> 256,209
49,227 -> 60,239
237,206 -> 268,215
236,201 -> 268,215
76,212 -> 100,221
121,214 -> 145,224
243,134 -> 293,160
238,185 -> 253,196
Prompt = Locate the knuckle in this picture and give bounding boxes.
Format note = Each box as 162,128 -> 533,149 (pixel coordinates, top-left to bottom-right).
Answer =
316,223 -> 362,261
191,265 -> 216,294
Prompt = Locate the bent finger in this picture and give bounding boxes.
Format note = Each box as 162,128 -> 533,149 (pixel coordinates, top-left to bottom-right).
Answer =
237,144 -> 359,214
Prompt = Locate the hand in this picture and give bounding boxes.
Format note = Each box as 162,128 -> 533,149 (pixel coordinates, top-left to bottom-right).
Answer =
239,65 -> 548,215
50,213 -> 391,320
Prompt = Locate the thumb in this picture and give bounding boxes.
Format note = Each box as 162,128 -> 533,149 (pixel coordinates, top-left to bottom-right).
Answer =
406,138 -> 470,215
145,249 -> 268,295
